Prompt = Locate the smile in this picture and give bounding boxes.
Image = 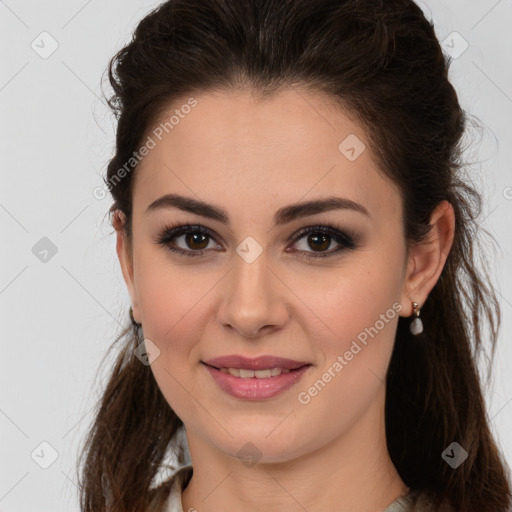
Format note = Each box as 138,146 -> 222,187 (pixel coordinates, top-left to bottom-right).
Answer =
202,362 -> 311,400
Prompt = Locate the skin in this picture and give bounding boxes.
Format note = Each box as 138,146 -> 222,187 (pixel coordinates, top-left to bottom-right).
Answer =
114,87 -> 455,512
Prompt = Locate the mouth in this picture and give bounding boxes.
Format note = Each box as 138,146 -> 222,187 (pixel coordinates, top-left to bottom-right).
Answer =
201,361 -> 313,400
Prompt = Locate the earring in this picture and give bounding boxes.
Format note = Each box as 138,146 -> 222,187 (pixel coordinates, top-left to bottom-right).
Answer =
129,305 -> 141,328
129,305 -> 144,348
409,301 -> 423,335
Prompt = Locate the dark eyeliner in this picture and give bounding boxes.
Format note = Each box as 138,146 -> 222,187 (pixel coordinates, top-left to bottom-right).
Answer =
155,223 -> 220,258
154,222 -> 359,259
286,224 -> 358,260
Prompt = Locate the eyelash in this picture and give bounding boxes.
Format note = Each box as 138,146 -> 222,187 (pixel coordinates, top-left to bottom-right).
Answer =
154,222 -> 358,260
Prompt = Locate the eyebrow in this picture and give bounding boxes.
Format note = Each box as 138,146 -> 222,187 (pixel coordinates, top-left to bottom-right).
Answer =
145,193 -> 371,225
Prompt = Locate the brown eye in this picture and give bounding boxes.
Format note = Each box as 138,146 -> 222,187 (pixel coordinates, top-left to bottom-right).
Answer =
183,232 -> 210,250
156,225 -> 222,257
289,225 -> 357,260
305,233 -> 331,252
156,223 -> 358,260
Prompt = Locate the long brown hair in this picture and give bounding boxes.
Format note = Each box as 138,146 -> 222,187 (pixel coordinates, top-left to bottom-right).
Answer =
77,1 -> 512,510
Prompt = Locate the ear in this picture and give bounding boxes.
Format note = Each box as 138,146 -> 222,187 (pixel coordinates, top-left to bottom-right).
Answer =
399,200 -> 455,316
113,210 -> 140,323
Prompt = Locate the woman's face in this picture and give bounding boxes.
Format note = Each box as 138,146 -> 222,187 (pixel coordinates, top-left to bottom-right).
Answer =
117,88 -> 412,463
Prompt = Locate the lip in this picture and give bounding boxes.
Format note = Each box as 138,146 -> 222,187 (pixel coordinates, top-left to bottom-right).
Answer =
202,356 -> 312,400
203,355 -> 310,371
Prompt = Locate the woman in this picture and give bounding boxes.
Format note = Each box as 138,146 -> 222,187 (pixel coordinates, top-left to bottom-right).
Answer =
77,1 -> 512,511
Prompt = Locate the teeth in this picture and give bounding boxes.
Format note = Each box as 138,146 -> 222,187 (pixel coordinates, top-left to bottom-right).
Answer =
258,369 -> 275,378
220,367 -> 291,378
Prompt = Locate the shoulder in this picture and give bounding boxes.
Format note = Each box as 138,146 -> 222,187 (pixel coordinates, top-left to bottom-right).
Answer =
146,464 -> 193,512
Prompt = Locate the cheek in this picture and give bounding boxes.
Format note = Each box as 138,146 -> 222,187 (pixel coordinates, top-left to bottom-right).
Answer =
133,243 -> 210,331
296,254 -> 403,341
134,251 -> 216,418
293,251 -> 405,393
292,271 -> 402,437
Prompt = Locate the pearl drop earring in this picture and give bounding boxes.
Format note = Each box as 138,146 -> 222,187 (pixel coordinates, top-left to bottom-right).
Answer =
409,301 -> 423,335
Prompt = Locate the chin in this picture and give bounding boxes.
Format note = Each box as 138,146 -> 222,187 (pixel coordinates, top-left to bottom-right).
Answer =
215,428 -> 306,465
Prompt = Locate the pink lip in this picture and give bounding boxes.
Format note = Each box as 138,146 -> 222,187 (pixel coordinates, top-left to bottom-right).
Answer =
202,359 -> 312,400
203,355 -> 310,371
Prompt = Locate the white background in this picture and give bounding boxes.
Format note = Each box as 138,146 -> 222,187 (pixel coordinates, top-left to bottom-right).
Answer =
1,1 -> 511,510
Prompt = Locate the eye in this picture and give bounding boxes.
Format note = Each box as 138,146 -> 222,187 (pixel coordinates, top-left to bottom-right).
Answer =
288,225 -> 357,260
154,222 -> 359,259
155,224 -> 221,257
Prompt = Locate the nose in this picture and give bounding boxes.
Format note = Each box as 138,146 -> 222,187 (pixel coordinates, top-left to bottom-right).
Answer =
217,250 -> 290,339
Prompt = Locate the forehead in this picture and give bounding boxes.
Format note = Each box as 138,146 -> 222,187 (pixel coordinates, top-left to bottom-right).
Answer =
132,87 -> 402,223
